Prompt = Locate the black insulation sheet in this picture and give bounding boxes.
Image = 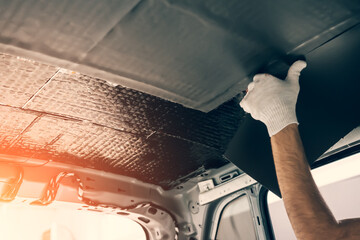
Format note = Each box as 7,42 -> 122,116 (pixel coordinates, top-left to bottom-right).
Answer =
226,24 -> 360,196
0,54 -> 243,189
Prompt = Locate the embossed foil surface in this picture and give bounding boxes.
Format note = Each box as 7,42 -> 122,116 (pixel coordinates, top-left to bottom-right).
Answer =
0,53 -> 243,189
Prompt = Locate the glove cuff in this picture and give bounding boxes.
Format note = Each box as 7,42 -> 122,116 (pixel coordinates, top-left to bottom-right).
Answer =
262,101 -> 298,137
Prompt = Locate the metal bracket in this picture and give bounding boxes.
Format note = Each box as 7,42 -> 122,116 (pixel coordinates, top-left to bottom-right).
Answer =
199,174 -> 256,205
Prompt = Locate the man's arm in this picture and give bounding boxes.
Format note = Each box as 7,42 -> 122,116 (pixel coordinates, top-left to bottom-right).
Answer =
271,123 -> 360,240
240,61 -> 360,240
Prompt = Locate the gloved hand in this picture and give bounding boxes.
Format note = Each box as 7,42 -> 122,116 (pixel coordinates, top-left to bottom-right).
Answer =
240,60 -> 307,137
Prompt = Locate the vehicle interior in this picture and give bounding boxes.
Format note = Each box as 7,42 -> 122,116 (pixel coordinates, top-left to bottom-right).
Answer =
0,0 -> 359,239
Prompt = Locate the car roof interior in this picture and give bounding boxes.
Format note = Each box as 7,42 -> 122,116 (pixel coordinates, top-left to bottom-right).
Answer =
0,0 -> 359,198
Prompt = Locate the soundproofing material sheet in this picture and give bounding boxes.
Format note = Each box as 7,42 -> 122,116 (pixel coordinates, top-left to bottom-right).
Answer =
0,54 -> 242,189
0,0 -> 359,111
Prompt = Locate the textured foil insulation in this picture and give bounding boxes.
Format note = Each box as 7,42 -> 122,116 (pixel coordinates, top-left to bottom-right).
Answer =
0,53 -> 243,189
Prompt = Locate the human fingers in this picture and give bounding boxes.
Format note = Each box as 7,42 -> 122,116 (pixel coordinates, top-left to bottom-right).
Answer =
286,60 -> 307,83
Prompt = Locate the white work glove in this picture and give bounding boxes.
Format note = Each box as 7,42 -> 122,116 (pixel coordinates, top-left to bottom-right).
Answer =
240,60 -> 307,137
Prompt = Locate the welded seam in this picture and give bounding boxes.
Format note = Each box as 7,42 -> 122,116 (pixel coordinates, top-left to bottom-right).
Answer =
21,68 -> 61,109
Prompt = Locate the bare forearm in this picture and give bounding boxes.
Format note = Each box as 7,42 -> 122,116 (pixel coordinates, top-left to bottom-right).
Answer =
240,61 -> 360,239
271,124 -> 338,239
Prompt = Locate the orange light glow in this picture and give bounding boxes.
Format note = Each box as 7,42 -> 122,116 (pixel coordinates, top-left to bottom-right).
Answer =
0,200 -> 146,240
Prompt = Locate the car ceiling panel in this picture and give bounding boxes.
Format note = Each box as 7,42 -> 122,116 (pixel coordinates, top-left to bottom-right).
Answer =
0,0 -> 359,111
0,0 -> 140,61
